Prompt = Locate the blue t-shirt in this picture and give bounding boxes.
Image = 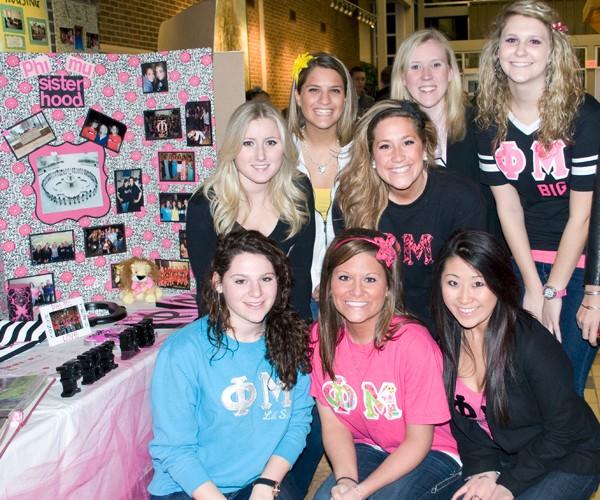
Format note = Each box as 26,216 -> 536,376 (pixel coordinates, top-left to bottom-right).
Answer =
148,316 -> 313,496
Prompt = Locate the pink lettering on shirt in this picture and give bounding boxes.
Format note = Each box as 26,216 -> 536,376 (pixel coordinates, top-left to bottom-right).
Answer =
531,140 -> 568,181
495,141 -> 527,180
402,233 -> 433,266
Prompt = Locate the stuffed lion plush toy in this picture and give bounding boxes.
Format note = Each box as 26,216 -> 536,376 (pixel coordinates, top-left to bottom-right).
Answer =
119,257 -> 162,304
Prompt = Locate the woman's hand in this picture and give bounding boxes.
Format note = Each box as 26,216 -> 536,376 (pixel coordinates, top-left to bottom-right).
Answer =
542,298 -> 563,342
331,482 -> 365,500
577,288 -> 600,346
489,484 -> 514,500
451,472 -> 499,500
249,483 -> 276,500
522,287 -> 543,320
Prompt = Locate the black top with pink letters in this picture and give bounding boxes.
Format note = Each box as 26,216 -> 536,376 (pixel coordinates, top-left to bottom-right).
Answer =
478,94 -> 600,251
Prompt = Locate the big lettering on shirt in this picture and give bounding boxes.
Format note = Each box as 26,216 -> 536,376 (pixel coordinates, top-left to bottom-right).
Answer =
494,140 -> 568,197
220,373 -> 292,419
322,375 -> 402,421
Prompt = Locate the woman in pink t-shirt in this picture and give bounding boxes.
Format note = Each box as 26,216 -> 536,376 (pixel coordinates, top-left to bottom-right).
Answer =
311,228 -> 461,499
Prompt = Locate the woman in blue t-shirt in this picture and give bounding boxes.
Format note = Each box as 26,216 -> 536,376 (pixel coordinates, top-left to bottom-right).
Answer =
148,231 -> 313,500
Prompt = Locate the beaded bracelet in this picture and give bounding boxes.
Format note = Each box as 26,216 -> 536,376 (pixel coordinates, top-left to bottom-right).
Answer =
581,304 -> 600,310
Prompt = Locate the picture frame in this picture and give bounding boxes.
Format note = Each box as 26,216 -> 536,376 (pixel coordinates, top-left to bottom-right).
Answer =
140,61 -> 168,93
179,230 -> 188,259
28,18 -> 48,46
155,259 -> 191,290
0,6 -> 24,33
7,284 -> 34,321
157,151 -> 195,182
29,229 -> 76,266
4,34 -> 25,51
114,169 -> 144,214
144,108 -> 182,141
3,111 -> 55,160
185,101 -> 213,147
8,272 -> 56,308
39,297 -> 91,347
158,192 -> 191,223
28,141 -> 109,225
59,27 -> 74,46
110,262 -> 124,290
80,108 -> 126,153
83,223 -> 127,258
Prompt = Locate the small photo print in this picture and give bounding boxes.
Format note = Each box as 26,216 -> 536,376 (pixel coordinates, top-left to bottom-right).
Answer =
179,230 -> 188,259
155,259 -> 191,290
144,108 -> 182,141
74,25 -> 84,51
40,297 -> 91,347
8,272 -> 56,307
3,111 -> 55,160
110,262 -> 124,289
59,27 -> 74,46
30,230 -> 75,265
83,223 -> 127,257
141,61 -> 168,93
7,284 -> 33,321
185,101 -> 213,146
158,151 -> 195,182
80,108 -> 126,153
159,192 -> 191,223
114,169 -> 144,214
28,18 -> 48,45
1,6 -> 23,32
4,34 -> 25,50
86,32 -> 99,51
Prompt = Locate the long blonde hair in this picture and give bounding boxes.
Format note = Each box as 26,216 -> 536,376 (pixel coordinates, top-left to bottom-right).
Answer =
391,29 -> 466,143
287,52 -> 356,146
200,101 -> 309,237
476,0 -> 583,148
336,100 -> 437,229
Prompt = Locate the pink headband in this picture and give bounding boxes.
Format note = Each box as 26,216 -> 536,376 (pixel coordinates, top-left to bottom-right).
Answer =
334,233 -> 400,268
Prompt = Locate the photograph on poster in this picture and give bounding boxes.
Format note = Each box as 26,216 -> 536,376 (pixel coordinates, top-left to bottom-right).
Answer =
185,101 -> 213,146
155,259 -> 190,290
80,108 -> 126,153
83,223 -> 126,257
86,33 -> 99,50
3,111 -> 55,160
59,27 -> 74,46
8,273 -> 56,307
28,141 -> 110,224
28,18 -> 48,45
158,151 -> 195,182
74,25 -> 83,51
144,109 -> 181,140
40,297 -> 91,347
110,262 -> 123,289
179,230 -> 188,259
30,229 -> 75,265
114,169 -> 144,214
7,284 -> 34,322
141,61 -> 168,93
1,6 -> 23,32
158,192 -> 190,223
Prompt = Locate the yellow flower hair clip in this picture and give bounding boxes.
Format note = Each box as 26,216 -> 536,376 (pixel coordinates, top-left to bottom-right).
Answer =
292,52 -> 315,86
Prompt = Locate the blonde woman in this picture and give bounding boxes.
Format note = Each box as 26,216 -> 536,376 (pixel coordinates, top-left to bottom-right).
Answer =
476,0 -> 600,395
186,101 -> 314,322
288,52 -> 356,317
334,99 -> 486,330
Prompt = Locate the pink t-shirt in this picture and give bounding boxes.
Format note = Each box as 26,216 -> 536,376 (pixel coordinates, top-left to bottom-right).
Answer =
310,318 -> 458,456
454,378 -> 492,439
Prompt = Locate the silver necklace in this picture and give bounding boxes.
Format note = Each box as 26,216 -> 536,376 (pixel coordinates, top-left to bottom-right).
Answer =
302,141 -> 340,174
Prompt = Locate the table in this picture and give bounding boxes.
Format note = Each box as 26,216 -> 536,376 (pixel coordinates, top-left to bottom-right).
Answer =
0,316 -> 172,500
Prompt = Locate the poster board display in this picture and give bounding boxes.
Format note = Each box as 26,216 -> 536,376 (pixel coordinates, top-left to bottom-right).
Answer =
0,49 -> 216,318
0,0 -> 50,53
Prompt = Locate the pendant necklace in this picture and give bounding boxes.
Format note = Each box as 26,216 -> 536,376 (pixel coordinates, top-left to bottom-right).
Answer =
302,140 -> 340,175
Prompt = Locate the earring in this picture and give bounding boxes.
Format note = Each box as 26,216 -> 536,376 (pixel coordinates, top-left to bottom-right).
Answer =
371,160 -> 376,169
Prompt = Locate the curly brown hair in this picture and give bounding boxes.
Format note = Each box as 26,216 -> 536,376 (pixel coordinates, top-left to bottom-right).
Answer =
202,230 -> 311,388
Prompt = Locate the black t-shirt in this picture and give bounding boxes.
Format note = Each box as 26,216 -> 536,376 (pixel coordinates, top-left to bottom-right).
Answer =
334,168 -> 487,329
478,94 -> 600,251
186,175 -> 315,321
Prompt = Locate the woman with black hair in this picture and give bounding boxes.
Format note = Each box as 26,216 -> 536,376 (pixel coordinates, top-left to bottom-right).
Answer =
432,230 -> 600,500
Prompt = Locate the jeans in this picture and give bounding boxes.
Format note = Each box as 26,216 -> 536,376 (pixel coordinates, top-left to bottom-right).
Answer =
516,470 -> 600,499
314,444 -> 462,500
514,262 -> 598,395
149,478 -> 297,500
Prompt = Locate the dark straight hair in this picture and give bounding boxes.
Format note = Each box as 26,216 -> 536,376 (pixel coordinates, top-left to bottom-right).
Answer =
432,230 -> 520,424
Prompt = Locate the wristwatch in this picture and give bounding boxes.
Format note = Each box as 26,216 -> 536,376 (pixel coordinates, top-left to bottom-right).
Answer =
543,285 -> 567,299
253,477 -> 280,497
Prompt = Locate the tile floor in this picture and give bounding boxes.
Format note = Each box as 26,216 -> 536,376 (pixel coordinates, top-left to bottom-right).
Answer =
305,355 -> 600,499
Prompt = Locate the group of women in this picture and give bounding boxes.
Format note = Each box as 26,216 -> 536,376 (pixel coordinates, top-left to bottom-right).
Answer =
148,1 -> 600,499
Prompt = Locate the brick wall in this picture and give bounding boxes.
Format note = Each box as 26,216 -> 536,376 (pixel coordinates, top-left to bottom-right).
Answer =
247,0 -> 361,109
97,0 -> 199,51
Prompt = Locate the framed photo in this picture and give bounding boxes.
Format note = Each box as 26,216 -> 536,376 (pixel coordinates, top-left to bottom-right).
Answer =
3,111 -> 55,160
179,230 -> 188,259
158,151 -> 195,182
86,32 -> 99,51
114,169 -> 144,214
155,259 -> 191,290
28,141 -> 110,225
28,18 -> 48,45
1,6 -> 24,33
80,108 -> 126,153
144,108 -> 182,141
59,27 -> 74,46
40,297 -> 91,347
4,34 -> 25,51
141,61 -> 168,93
83,223 -> 127,257
74,25 -> 84,51
185,101 -> 213,146
8,272 -> 56,307
110,262 -> 124,289
30,230 -> 75,265
158,192 -> 191,223
7,284 -> 34,321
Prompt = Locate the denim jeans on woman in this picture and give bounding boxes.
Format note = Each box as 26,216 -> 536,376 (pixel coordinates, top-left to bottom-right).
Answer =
314,443 -> 462,500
